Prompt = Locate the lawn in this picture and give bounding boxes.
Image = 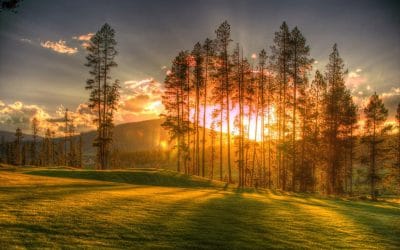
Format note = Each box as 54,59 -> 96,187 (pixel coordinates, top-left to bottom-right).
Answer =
0,167 -> 399,249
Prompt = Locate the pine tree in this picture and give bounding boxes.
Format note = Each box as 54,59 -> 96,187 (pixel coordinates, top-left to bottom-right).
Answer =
232,44 -> 247,187
363,93 -> 388,200
14,128 -> 23,166
244,56 -> 257,186
323,44 -> 352,194
185,54 -> 194,174
63,108 -> 70,166
51,131 -> 56,165
309,70 -> 327,191
265,64 -> 276,189
43,128 -> 52,166
21,143 -> 27,166
191,42 -> 204,176
343,91 -> 358,194
85,23 -> 120,169
289,26 -> 313,191
201,38 -> 214,178
209,120 -> 217,180
79,133 -> 83,168
270,21 -> 292,190
215,20 -> 233,183
162,51 -> 189,173
258,49 -> 267,187
68,122 -> 76,166
30,117 -> 39,165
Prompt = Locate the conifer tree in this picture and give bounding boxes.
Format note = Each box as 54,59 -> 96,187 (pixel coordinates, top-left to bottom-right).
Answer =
289,26 -> 312,191
363,93 -> 388,200
43,128 -> 52,166
162,51 -> 189,173
215,20 -> 233,183
30,117 -> 39,165
323,44 -> 353,194
14,128 -> 23,166
201,38 -> 214,178
270,21 -> 292,190
309,70 -> 326,191
85,23 -> 120,169
209,120 -> 217,180
79,133 -> 83,168
343,91 -> 358,193
258,49 -> 267,187
191,42 -> 204,176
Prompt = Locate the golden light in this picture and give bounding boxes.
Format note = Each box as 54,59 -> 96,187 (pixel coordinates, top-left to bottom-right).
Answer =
191,104 -> 277,142
160,140 -> 168,150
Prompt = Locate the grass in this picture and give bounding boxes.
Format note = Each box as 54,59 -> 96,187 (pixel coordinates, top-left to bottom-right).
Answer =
0,167 -> 399,249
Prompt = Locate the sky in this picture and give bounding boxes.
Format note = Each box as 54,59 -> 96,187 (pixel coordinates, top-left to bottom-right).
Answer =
0,0 -> 399,134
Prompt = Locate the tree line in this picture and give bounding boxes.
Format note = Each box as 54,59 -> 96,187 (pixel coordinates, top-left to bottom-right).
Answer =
0,109 -> 83,168
162,21 -> 400,199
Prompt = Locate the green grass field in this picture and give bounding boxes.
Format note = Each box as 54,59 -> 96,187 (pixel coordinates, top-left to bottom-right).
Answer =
0,166 -> 399,249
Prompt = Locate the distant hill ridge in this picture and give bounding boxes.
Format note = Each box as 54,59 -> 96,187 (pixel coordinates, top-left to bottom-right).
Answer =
0,119 -> 169,154
80,118 -> 169,154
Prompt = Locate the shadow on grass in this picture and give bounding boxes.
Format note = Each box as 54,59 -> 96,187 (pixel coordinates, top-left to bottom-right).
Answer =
25,170 -> 215,188
169,192 -> 312,249
2,188 -> 223,249
331,200 -> 400,247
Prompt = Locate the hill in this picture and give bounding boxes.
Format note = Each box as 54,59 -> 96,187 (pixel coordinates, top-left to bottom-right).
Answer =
0,119 -> 168,154
0,166 -> 399,249
0,130 -> 42,142
78,119 -> 169,155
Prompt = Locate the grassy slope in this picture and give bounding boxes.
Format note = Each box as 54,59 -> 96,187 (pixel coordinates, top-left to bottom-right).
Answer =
0,167 -> 399,249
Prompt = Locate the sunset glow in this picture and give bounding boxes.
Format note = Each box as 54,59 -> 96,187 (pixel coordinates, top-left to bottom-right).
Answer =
0,1 -> 399,249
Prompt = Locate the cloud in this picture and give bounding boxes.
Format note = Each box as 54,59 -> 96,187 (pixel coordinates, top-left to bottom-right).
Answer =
0,101 -> 95,135
346,68 -> 366,90
20,38 -> 32,44
353,87 -> 400,119
0,101 -> 52,132
380,88 -> 400,117
73,33 -> 94,49
123,94 -> 151,112
40,40 -> 78,54
381,87 -> 400,100
348,71 -> 360,78
0,77 -> 167,134
72,33 -> 94,41
116,78 -> 165,123
81,42 -> 90,48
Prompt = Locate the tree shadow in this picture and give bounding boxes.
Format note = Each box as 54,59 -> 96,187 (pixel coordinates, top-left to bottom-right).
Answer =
170,192 -> 306,249
327,200 -> 400,247
25,170 -> 216,188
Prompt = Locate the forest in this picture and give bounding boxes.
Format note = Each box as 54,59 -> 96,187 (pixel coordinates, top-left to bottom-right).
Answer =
161,21 -> 400,199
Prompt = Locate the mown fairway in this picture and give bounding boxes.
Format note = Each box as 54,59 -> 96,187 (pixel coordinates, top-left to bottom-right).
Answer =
0,167 -> 399,249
